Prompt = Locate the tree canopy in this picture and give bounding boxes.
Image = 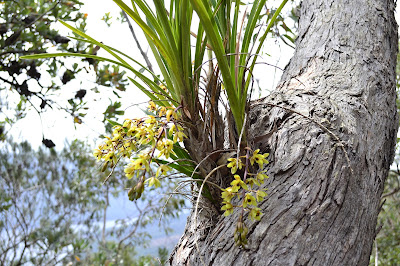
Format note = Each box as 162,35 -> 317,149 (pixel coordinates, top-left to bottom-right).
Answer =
0,0 -> 128,145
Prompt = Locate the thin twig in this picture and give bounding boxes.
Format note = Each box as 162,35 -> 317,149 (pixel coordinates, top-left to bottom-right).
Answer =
255,62 -> 307,88
103,155 -> 122,184
102,184 -> 109,245
124,99 -> 176,111
382,187 -> 400,198
179,178 -> 224,191
158,175 -> 224,224
117,201 -> 142,251
121,10 -> 154,73
0,49 -> 43,57
189,148 -> 236,180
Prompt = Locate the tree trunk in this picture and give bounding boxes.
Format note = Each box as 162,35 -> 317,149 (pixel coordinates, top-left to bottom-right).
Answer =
169,0 -> 398,265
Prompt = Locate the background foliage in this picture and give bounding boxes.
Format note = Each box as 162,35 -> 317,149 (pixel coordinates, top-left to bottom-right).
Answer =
0,0 -> 128,145
0,139 -> 184,265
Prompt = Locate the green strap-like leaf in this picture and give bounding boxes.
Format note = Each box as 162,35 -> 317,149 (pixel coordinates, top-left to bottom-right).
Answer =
58,20 -> 130,67
20,53 -> 132,70
190,0 -> 243,132
113,0 -> 174,64
245,0 -> 289,93
68,36 -> 163,83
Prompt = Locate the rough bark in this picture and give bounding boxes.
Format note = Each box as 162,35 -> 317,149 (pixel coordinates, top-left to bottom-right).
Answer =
169,0 -> 398,265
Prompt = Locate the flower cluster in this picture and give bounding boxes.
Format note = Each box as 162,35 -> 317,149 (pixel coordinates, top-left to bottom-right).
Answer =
221,148 -> 269,246
93,99 -> 186,200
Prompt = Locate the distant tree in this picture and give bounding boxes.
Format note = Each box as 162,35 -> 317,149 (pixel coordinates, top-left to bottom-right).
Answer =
0,139 -> 184,265
370,166 -> 400,265
0,0 -> 128,144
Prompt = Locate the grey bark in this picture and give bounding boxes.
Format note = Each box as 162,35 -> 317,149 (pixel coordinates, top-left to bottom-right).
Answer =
169,0 -> 398,265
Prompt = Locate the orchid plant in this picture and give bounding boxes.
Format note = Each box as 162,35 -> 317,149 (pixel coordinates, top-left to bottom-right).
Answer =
22,0 -> 289,246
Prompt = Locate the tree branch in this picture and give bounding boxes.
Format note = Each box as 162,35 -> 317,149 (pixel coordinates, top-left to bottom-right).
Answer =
382,187 -> 400,198
0,49 -> 44,57
102,184 -> 109,245
121,11 -> 154,73
1,0 -> 61,49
